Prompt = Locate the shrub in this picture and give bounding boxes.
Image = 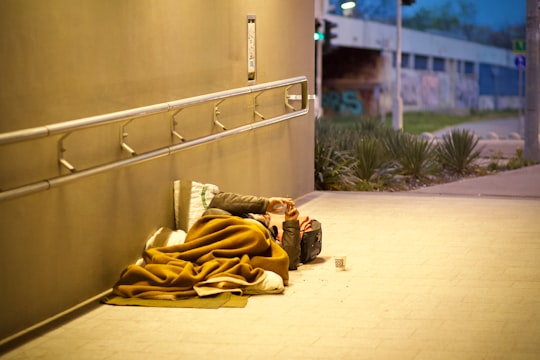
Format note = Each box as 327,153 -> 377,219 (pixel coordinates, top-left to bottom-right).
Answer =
352,136 -> 393,182
314,121 -> 358,190
357,116 -> 387,137
506,147 -> 536,170
353,137 -> 380,181
383,131 -> 438,179
437,129 -> 481,175
314,142 -> 358,190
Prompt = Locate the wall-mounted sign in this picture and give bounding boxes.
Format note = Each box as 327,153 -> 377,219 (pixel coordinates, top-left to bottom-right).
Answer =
247,15 -> 256,82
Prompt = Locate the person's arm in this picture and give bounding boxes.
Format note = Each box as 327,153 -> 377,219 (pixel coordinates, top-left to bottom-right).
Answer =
207,192 -> 269,216
281,203 -> 301,270
208,192 -> 294,216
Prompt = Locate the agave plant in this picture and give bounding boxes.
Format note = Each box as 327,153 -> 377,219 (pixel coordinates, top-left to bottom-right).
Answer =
314,141 -> 358,190
437,129 -> 481,175
314,120 -> 358,190
357,116 -> 386,137
353,136 -> 389,181
383,131 -> 438,179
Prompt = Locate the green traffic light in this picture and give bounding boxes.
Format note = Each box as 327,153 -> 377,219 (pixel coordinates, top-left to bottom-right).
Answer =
314,32 -> 324,41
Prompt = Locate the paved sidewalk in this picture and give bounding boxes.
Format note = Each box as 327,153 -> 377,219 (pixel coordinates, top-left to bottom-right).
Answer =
413,164 -> 540,198
3,190 -> 539,360
424,117 -> 540,198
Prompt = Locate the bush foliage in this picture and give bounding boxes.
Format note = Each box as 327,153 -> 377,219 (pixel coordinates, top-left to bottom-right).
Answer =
314,115 -> 524,191
437,129 -> 481,175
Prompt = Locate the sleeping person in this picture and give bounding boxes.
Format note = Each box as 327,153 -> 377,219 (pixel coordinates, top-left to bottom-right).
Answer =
113,192 -> 301,299
203,192 -> 301,270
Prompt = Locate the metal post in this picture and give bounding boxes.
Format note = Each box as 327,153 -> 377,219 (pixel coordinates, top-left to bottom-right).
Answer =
524,0 -> 540,161
518,67 -> 524,135
392,0 -> 403,130
315,0 -> 324,118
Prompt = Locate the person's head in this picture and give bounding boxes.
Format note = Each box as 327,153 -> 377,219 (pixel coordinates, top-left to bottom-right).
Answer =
250,212 -> 271,227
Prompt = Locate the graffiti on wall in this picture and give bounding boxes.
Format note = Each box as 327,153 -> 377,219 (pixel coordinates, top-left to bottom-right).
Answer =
400,71 -> 476,109
438,74 -> 451,106
322,90 -> 363,115
455,77 -> 478,109
421,75 -> 440,108
401,71 -> 420,106
324,72 -> 483,113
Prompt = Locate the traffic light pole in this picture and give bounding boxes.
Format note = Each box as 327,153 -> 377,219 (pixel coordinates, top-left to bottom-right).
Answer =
314,0 -> 324,118
524,0 -> 540,161
392,0 -> 403,130
315,28 -> 323,118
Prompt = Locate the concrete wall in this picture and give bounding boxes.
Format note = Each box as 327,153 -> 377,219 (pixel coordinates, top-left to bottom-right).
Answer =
322,49 -> 519,116
322,47 -> 482,116
331,14 -> 515,68
0,0 -> 315,341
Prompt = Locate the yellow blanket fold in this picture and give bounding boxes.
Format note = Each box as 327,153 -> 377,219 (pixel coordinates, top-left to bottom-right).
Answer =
113,215 -> 289,299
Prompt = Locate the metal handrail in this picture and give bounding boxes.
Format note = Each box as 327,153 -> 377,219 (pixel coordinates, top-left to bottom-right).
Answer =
0,76 -> 309,202
0,76 -> 307,145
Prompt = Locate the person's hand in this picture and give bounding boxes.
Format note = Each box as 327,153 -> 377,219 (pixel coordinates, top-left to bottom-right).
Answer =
267,197 -> 294,213
285,203 -> 299,221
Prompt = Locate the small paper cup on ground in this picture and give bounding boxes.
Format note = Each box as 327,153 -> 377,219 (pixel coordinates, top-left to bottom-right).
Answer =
334,256 -> 347,271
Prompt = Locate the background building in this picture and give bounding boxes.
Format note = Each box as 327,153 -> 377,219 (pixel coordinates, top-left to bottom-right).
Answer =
320,7 -> 524,116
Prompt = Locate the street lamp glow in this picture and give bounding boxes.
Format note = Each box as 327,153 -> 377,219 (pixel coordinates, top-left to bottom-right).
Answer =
341,1 -> 356,10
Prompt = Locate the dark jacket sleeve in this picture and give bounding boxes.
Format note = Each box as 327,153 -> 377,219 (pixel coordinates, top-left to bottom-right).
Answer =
205,192 -> 269,217
281,219 -> 301,270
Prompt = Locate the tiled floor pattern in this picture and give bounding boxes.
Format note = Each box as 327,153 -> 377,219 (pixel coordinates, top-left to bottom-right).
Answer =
3,191 -> 540,360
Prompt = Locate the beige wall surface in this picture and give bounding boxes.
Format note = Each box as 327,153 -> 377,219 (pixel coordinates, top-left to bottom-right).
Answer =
0,0 -> 314,341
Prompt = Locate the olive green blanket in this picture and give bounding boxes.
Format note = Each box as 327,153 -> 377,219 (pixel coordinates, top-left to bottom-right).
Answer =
113,215 -> 289,300
103,292 -> 248,308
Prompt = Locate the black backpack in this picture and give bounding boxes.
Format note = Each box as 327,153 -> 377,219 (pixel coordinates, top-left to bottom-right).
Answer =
300,219 -> 322,264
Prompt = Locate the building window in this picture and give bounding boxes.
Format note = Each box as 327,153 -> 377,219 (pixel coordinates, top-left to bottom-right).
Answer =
464,61 -> 475,74
433,57 -> 445,72
402,53 -> 410,68
414,55 -> 428,70
392,52 -> 410,68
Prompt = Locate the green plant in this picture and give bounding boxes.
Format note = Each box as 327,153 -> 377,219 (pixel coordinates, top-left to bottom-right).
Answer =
487,149 -> 505,172
437,129 -> 481,175
314,112 -> 527,192
357,116 -> 387,137
314,141 -> 358,190
506,147 -> 536,170
351,135 -> 399,191
383,131 -> 438,179
353,137 -> 386,181
314,121 -> 358,190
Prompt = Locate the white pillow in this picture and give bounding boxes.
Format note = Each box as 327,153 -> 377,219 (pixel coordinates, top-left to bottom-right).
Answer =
135,227 -> 187,266
174,180 -> 220,232
145,227 -> 186,249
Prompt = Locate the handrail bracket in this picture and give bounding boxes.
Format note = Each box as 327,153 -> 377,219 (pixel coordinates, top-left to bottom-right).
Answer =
253,92 -> 265,120
284,85 -> 296,111
213,100 -> 227,131
120,119 -> 137,156
171,109 -> 185,142
57,133 -> 76,173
